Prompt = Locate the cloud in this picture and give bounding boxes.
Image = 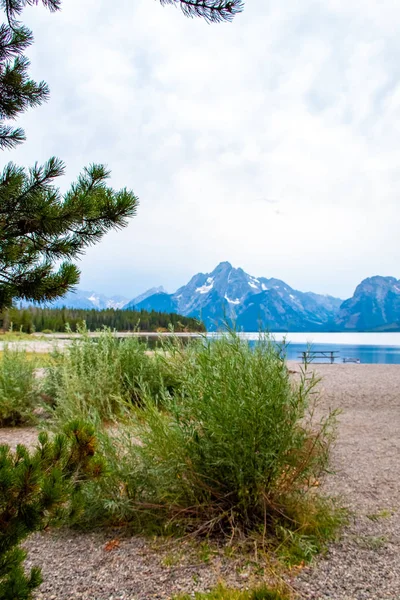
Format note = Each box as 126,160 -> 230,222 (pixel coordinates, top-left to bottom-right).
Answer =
4,0 -> 400,299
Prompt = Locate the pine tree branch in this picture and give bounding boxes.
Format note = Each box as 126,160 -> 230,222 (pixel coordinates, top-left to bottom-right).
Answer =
2,0 -> 61,28
0,160 -> 138,309
0,125 -> 25,149
0,23 -> 32,60
0,55 -> 50,120
159,0 -> 244,23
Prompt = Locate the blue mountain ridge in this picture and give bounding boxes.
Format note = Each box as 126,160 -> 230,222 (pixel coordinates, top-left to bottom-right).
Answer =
22,264 -> 400,332
127,262 -> 344,331
128,264 -> 400,332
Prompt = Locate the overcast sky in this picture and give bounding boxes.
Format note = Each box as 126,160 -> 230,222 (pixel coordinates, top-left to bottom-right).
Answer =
6,0 -> 400,300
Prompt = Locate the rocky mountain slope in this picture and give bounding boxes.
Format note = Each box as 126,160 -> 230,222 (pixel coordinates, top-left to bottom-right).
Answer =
20,267 -> 400,332
132,262 -> 343,331
334,276 -> 400,331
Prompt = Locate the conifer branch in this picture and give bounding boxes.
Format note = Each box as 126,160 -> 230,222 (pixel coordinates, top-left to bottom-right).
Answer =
160,0 -> 243,23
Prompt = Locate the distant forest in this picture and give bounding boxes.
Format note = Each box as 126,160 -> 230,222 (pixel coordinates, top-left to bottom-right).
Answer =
1,306 -> 206,334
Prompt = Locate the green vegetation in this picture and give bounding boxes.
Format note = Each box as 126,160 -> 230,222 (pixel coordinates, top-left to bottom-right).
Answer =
0,421 -> 104,600
0,327 -> 342,597
42,330 -> 341,562
128,333 -> 336,539
366,509 -> 393,522
1,306 -> 205,333
0,346 -> 40,426
0,159 -> 138,311
353,535 -> 387,551
1,0 -> 243,596
44,327 -> 181,423
172,583 -> 291,600
0,0 -> 138,311
0,331 -> 33,342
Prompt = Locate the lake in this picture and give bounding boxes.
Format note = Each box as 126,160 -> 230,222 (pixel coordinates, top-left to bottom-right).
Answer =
42,331 -> 400,364
240,332 -> 400,364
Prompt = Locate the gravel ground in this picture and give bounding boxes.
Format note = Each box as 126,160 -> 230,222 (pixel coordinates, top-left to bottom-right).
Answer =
1,363 -> 399,599
286,363 -> 400,600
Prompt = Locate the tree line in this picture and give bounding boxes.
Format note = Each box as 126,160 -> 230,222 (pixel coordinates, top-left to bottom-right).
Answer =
1,306 -> 206,334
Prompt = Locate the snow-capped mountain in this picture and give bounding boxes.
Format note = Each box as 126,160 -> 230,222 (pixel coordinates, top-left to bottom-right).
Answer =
18,266 -> 400,331
124,286 -> 166,310
131,262 -> 343,331
21,290 -> 129,311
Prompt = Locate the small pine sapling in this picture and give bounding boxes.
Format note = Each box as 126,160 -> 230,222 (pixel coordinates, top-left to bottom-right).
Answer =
0,421 -> 105,600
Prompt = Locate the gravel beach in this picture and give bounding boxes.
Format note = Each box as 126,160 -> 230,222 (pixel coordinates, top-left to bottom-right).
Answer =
1,363 -> 399,599
285,363 -> 400,600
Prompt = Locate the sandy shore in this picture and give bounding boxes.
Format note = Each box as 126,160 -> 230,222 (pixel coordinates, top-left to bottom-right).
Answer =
0,333 -> 203,354
1,363 -> 399,599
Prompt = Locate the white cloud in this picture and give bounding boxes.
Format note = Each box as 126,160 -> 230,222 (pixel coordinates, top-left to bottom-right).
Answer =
4,0 -> 400,300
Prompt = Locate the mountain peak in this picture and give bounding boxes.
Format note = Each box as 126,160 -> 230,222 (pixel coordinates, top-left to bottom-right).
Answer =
358,275 -> 399,287
124,286 -> 166,309
335,275 -> 400,330
212,261 -> 233,273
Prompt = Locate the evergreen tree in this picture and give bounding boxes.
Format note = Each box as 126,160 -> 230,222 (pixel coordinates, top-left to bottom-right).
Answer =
0,0 -> 138,309
0,159 -> 138,309
0,420 -> 104,600
0,0 -> 242,310
0,305 -> 206,332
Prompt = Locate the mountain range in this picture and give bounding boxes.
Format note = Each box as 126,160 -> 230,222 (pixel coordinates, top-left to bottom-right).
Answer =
25,290 -> 130,311
128,261 -> 344,331
27,262 -> 400,332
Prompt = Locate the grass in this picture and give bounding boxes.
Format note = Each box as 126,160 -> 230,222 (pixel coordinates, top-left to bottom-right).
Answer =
366,509 -> 393,522
130,333 -> 336,535
0,351 -> 52,367
354,535 -> 387,550
172,583 -> 291,600
0,331 -> 35,341
162,551 -> 184,567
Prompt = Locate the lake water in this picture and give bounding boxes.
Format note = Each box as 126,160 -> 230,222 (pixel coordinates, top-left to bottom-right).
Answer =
240,332 -> 400,364
116,331 -> 400,364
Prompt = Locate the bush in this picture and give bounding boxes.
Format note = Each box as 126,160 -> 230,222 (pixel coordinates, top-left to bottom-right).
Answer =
0,346 -> 40,426
0,421 -> 104,600
44,326 -> 171,423
78,331 -> 339,557
133,333 -> 335,532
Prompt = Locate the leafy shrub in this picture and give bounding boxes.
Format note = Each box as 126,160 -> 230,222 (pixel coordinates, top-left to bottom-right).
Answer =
78,331 -> 339,558
0,346 -> 40,426
0,421 -> 104,600
41,329 -> 53,334
133,332 -> 335,533
44,326 -> 172,423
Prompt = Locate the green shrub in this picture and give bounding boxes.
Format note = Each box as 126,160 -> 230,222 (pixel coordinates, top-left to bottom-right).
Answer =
78,331 -> 339,558
44,326 -> 170,423
0,421 -> 104,600
132,332 -> 335,533
0,346 -> 40,426
41,329 -> 53,334
75,415 -> 145,526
